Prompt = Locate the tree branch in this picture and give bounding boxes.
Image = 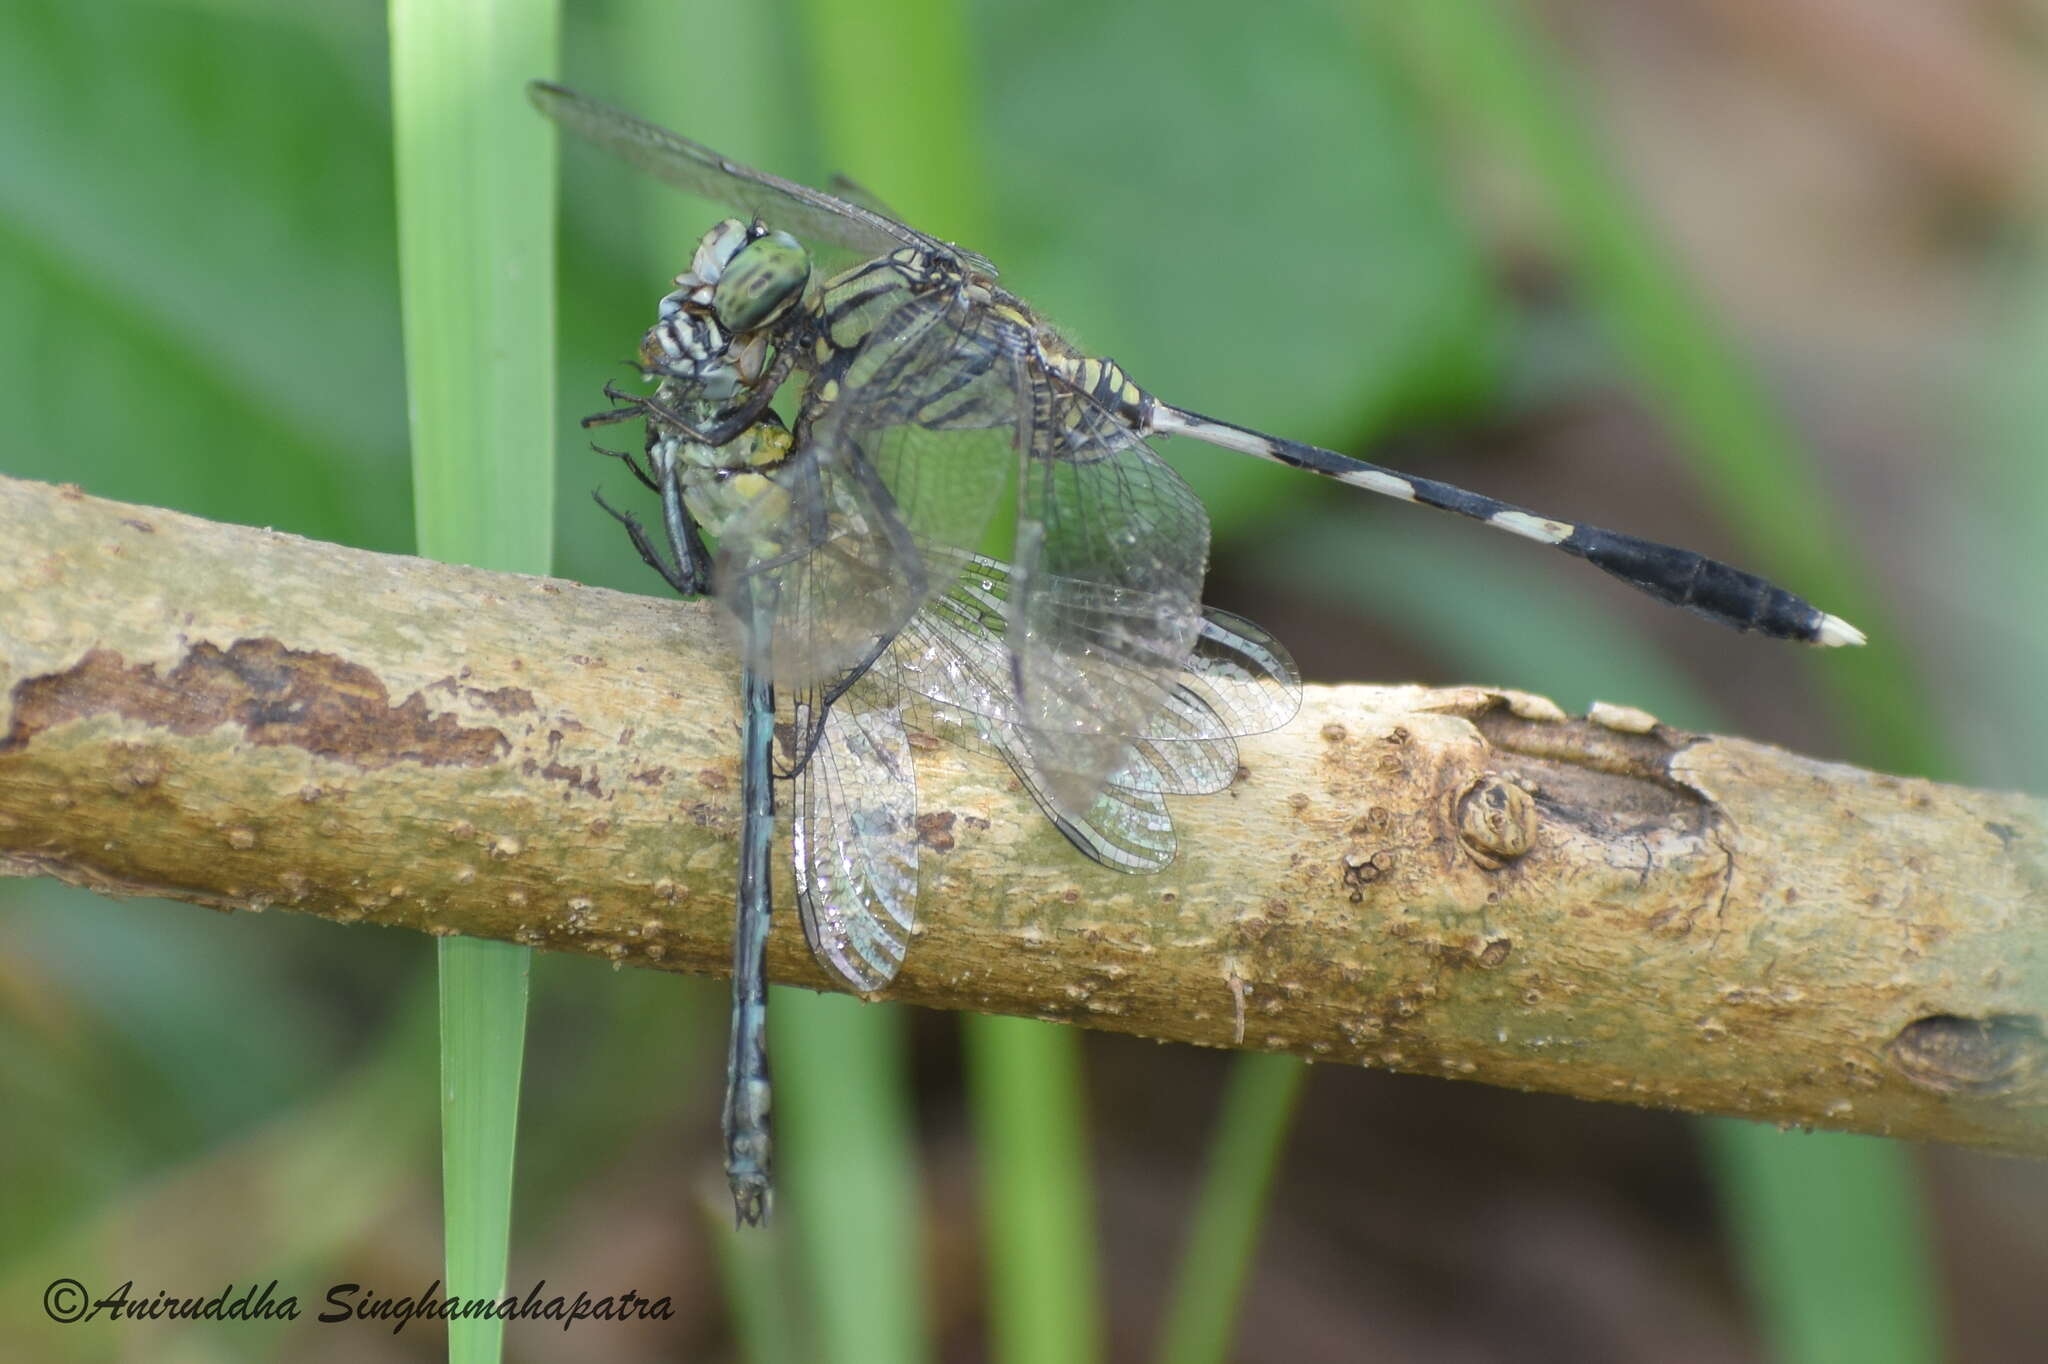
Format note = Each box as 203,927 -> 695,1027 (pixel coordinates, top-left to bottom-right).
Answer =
4,473 -> 2044,1152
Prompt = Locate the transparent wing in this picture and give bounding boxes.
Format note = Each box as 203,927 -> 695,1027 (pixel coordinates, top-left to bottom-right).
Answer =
890,674 -> 1213,875
998,717 -> 1185,873
1171,606 -> 1303,741
868,554 -> 1302,872
895,553 -> 1298,754
714,446 -> 927,699
868,668 -> 1186,873
825,172 -> 898,221
529,82 -> 996,278
785,290 -> 1215,822
793,687 -> 920,992
1010,395 -> 1214,820
715,291 -> 1020,694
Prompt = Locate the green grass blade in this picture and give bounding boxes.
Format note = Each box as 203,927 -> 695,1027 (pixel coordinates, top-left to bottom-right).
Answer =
1154,1053 -> 1308,1364
704,1190 -> 806,1364
964,1015 -> 1104,1364
1706,1125 -> 1940,1364
432,939 -> 532,1362
390,2 -> 559,1360
392,0 -> 559,576
776,989 -> 929,1362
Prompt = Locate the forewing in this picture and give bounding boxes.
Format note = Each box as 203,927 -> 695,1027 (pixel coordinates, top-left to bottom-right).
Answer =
529,82 -> 995,277
825,172 -> 897,221
823,291 -> 1023,559
793,686 -> 919,992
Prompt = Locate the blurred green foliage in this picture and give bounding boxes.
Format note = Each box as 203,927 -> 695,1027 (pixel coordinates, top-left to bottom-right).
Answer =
2,0 -> 2008,1359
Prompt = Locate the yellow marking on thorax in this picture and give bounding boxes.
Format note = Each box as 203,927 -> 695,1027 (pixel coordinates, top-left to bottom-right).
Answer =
748,427 -> 793,468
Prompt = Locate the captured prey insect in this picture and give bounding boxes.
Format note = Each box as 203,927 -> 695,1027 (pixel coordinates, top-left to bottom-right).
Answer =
534,79 -> 1863,1220
584,343 -> 1299,1224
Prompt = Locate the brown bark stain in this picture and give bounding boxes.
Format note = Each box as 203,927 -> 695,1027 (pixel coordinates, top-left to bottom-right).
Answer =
426,676 -> 537,716
521,728 -> 605,798
0,641 -> 507,768
521,758 -> 604,799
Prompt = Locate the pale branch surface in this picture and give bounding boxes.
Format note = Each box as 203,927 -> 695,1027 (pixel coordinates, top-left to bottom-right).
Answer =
3,474 -> 2045,1152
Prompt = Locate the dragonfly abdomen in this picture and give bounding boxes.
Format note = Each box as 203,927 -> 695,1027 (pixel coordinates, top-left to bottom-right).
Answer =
1556,525 -> 1838,641
1147,403 -> 1861,647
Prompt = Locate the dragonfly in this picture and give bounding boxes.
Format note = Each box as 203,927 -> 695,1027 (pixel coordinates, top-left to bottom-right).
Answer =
586,350 -> 1299,1224
529,84 -> 1864,649
533,80 -> 1864,1220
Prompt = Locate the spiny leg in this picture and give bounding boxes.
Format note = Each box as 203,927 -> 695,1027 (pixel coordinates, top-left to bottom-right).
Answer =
592,489 -> 707,598
596,365 -> 787,449
589,430 -> 717,598
580,400 -> 645,431
590,440 -> 660,494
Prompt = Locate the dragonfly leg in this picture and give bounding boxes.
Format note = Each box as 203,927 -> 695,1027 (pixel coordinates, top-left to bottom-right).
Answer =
599,345 -> 798,449
594,381 -> 712,442
650,447 -> 716,600
642,388 -> 765,447
590,441 -> 659,494
592,489 -> 709,598
579,397 -> 645,431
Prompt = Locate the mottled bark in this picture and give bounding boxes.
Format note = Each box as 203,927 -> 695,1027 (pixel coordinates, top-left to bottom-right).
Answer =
3,474 -> 2044,1153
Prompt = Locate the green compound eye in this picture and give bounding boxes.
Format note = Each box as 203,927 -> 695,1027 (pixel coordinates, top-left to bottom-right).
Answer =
712,231 -> 810,333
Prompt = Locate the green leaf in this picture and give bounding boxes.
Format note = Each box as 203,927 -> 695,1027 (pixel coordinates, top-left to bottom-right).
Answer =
0,0 -> 409,547
390,5 -> 559,1363
975,0 -> 1502,540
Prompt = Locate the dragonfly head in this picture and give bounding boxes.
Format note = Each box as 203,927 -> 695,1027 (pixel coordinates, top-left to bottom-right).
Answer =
670,218 -> 812,336
711,226 -> 810,334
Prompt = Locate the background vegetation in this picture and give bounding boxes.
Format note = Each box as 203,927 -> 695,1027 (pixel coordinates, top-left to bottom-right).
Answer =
3,0 -> 2043,1358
